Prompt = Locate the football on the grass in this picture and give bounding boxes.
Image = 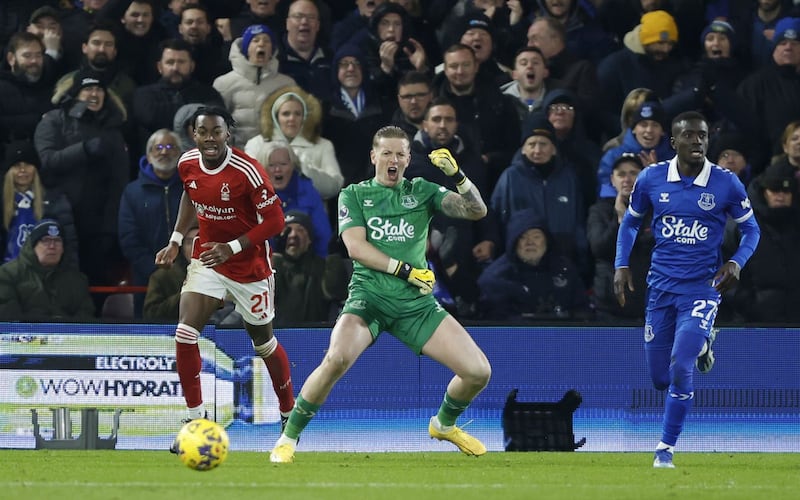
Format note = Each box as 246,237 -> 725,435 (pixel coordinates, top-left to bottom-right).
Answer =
175,418 -> 229,471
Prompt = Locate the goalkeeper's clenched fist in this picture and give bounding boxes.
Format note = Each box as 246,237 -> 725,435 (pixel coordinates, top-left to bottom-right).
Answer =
428,148 -> 472,194
428,148 -> 460,176
388,258 -> 435,294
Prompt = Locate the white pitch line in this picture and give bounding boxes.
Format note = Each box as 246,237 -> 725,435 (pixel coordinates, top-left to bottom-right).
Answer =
0,481 -> 509,489
0,481 -> 784,491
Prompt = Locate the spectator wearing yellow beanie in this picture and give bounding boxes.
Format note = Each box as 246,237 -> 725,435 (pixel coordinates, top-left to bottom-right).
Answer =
597,8 -> 689,142
639,10 -> 679,47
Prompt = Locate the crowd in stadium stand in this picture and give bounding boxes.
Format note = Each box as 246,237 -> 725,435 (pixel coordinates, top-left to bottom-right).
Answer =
0,0 -> 799,323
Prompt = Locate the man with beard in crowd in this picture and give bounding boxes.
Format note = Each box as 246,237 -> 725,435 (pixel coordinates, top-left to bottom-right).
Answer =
132,38 -> 223,155
0,32 -> 58,156
390,70 -> 432,138
51,21 -> 137,114
178,3 -> 231,85
26,6 -> 66,74
118,129 -> 184,317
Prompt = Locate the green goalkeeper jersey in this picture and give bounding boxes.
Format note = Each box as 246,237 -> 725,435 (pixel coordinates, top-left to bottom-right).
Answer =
338,177 -> 449,300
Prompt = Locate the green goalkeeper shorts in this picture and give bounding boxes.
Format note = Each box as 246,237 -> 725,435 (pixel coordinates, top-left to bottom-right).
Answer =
340,287 -> 449,354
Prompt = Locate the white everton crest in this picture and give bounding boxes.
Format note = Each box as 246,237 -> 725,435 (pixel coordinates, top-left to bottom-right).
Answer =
644,324 -> 654,343
401,195 -> 418,209
697,192 -> 715,211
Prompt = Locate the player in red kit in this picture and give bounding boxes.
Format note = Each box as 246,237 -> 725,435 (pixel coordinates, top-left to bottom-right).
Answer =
154,107 -> 294,450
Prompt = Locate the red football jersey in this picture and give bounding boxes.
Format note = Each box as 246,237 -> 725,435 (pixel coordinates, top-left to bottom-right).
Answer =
178,147 -> 284,282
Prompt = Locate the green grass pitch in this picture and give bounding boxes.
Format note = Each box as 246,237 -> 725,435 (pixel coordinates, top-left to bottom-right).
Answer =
1,450 -> 798,500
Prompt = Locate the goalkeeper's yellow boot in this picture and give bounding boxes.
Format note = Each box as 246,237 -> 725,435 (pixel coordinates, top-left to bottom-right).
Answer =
428,416 -> 486,456
270,442 -> 295,463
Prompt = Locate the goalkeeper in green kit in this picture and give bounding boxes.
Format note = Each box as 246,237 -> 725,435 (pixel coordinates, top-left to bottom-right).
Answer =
270,126 -> 492,463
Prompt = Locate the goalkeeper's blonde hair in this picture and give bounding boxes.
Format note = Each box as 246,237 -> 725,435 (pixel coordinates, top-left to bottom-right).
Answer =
372,126 -> 409,148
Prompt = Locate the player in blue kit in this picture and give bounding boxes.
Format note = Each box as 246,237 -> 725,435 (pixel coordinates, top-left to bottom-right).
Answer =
614,111 -> 760,468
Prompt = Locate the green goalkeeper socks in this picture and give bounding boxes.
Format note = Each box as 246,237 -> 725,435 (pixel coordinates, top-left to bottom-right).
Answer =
284,395 -> 320,439
436,393 -> 470,427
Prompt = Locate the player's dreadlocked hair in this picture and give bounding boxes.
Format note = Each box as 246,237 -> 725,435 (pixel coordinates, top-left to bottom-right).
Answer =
190,105 -> 237,131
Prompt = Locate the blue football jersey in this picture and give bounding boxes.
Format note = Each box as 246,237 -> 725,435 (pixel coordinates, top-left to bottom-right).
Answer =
623,158 -> 754,294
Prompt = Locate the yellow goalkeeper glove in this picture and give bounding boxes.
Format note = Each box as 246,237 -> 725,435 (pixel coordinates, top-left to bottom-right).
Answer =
390,259 -> 435,295
428,148 -> 471,194
429,148 -> 460,176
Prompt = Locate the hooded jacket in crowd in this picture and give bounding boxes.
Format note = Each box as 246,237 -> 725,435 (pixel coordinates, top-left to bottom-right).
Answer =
722,173 -> 800,322
478,208 -> 587,320
246,85 -> 343,200
322,44 -> 390,187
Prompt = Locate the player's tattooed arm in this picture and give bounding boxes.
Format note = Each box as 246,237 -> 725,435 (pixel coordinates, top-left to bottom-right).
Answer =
440,185 -> 487,221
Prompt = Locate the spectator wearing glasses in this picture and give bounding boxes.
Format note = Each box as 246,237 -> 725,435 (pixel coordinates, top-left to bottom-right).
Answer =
526,89 -> 601,210
0,219 -> 95,320
277,0 -> 334,105
323,43 -> 390,188
118,129 -> 184,317
390,70 -> 432,138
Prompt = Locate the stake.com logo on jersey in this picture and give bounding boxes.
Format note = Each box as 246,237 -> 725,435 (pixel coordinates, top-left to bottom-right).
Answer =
660,215 -> 709,244
367,216 -> 415,242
